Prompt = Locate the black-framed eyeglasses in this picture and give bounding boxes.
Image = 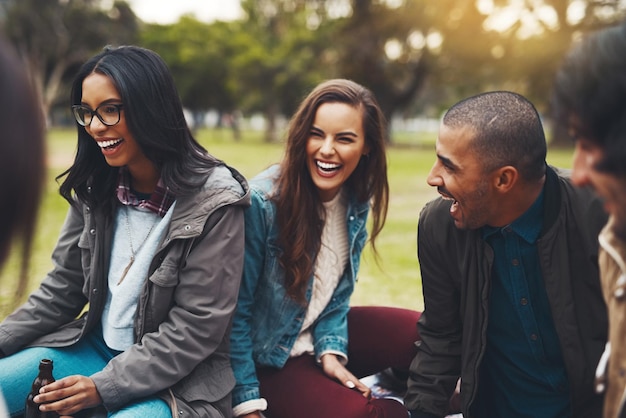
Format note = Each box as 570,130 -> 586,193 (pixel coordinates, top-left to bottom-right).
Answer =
71,103 -> 124,127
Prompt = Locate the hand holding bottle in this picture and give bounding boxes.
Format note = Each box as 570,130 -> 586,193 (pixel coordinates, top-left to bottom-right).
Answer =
25,359 -> 57,418
34,375 -> 102,416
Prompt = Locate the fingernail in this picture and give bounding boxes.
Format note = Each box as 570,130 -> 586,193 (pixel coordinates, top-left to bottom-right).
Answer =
346,380 -> 355,388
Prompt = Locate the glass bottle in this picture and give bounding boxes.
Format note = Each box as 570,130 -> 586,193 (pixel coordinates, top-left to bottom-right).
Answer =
24,358 -> 58,418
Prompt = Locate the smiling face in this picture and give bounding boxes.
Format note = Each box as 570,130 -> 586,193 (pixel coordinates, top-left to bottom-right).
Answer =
306,102 -> 368,202
572,137 -> 626,240
427,123 -> 495,230
81,72 -> 155,177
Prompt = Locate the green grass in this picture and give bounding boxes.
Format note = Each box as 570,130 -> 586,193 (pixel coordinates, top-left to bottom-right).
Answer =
0,127 -> 575,317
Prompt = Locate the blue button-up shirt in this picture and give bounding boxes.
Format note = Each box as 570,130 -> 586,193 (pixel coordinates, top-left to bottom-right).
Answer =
474,190 -> 570,417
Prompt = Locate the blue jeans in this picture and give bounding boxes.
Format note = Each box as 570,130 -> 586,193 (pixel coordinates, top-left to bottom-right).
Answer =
0,329 -> 170,417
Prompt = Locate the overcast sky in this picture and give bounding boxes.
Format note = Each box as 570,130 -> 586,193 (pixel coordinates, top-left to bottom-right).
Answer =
126,0 -> 243,24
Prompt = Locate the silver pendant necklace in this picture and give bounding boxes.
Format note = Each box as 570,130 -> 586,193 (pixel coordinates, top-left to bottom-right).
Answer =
117,206 -> 157,285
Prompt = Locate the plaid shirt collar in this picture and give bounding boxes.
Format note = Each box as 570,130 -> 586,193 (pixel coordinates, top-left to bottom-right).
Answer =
116,167 -> 175,217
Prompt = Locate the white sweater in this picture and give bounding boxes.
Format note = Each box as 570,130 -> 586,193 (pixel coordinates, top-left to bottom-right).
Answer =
290,190 -> 349,358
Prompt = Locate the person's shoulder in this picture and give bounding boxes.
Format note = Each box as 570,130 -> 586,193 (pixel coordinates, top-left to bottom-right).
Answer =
418,197 -> 459,241
419,197 -> 453,224
550,165 -> 608,229
249,165 -> 280,200
204,164 -> 245,190
195,164 -> 250,209
552,166 -> 602,203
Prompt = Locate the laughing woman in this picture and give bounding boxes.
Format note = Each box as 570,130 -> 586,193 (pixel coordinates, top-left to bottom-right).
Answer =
0,45 -> 249,417
230,79 -> 420,418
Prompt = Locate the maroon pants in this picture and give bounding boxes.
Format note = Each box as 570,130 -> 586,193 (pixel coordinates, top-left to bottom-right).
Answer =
257,306 -> 421,418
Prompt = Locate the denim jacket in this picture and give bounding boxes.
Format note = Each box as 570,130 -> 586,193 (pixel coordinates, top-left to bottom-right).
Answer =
230,165 -> 370,408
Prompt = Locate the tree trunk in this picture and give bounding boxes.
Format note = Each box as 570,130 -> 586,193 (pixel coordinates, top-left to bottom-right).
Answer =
264,103 -> 279,143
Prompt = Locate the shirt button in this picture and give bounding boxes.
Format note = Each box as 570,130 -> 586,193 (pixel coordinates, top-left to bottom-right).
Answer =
92,288 -> 98,294
512,258 -> 519,266
89,228 -> 96,235
349,216 -> 355,221
530,333 -> 538,341
520,297 -> 528,305
184,225 -> 191,231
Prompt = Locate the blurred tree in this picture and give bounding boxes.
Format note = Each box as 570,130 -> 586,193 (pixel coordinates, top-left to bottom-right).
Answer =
0,0 -> 139,122
332,0 -> 433,137
445,0 -> 626,144
331,0 -> 626,139
230,0 -> 626,144
435,0 -> 624,104
234,0 -> 335,142
140,17 -> 239,131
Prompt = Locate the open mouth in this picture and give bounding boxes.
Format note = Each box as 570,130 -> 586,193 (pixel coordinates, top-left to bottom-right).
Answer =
97,138 -> 123,150
442,195 -> 459,210
438,187 -> 455,202
316,160 -> 341,173
438,188 -> 459,213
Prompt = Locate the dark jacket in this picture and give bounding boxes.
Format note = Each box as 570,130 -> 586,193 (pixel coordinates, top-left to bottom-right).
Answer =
0,164 -> 250,417
406,166 -> 608,418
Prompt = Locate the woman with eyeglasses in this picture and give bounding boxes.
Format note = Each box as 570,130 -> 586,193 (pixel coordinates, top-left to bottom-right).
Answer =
0,45 -> 250,417
230,79 -> 421,418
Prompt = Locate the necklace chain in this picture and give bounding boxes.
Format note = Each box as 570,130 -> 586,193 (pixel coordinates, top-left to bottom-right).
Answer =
117,206 -> 158,285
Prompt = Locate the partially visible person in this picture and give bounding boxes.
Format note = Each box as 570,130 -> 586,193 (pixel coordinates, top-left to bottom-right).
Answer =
552,21 -> 626,418
230,79 -> 420,418
405,91 -> 608,418
0,37 -> 45,278
0,35 -> 46,418
0,45 -> 249,417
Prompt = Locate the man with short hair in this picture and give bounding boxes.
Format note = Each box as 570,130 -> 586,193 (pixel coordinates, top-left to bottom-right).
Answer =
552,22 -> 626,418
405,91 -> 608,418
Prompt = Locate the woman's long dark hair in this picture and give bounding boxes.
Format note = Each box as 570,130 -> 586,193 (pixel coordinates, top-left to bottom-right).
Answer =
275,79 -> 389,302
58,45 -> 221,211
0,37 -> 45,300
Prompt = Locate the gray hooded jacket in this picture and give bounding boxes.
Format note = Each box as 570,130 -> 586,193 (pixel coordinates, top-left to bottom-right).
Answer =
0,164 -> 250,417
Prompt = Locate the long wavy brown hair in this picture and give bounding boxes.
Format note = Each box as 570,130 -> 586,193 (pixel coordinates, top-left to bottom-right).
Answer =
274,79 -> 389,302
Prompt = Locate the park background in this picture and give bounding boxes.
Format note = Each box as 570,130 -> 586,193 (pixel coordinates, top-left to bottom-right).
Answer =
0,0 -> 624,317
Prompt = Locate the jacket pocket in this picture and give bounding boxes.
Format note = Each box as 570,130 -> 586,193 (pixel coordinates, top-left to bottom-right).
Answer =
142,262 -> 179,332
149,261 -> 180,287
